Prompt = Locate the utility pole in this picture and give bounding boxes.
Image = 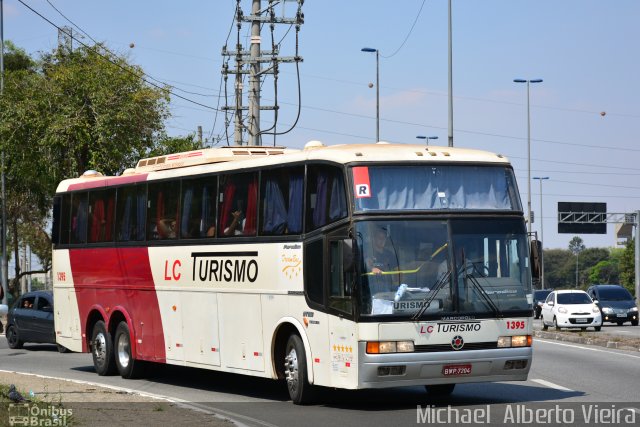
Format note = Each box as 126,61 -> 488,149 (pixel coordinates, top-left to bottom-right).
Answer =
222,0 -> 304,146
197,126 -> 203,148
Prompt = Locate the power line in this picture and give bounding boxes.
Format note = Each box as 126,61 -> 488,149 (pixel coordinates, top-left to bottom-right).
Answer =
382,0 -> 427,58
17,0 -> 221,112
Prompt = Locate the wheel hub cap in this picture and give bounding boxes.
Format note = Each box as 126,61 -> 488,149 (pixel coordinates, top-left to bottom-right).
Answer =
284,347 -> 299,392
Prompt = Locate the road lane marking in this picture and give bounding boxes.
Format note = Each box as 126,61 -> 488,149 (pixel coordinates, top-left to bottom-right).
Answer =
530,379 -> 574,392
535,338 -> 640,359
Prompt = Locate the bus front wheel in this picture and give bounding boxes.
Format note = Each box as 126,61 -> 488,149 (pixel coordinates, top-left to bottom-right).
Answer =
284,334 -> 315,405
91,320 -> 117,376
114,321 -> 145,379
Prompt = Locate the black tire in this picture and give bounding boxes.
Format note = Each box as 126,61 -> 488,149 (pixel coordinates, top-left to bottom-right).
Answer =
114,322 -> 145,379
594,326 -> 602,331
91,320 -> 117,376
616,321 -> 624,326
6,325 -> 23,349
632,320 -> 639,326
542,317 -> 549,331
56,344 -> 70,353
553,317 -> 560,331
284,334 -> 315,404
426,384 -> 456,396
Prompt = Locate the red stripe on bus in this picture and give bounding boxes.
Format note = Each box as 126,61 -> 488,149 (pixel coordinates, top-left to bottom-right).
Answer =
69,247 -> 166,362
67,174 -> 148,191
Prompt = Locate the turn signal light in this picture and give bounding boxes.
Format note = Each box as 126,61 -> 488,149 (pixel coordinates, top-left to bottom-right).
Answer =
366,341 -> 415,354
498,335 -> 532,348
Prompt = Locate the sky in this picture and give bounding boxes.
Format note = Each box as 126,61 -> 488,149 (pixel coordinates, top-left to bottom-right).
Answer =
3,0 -> 640,251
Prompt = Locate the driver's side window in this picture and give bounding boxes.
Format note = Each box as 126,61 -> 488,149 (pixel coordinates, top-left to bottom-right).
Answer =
328,239 -> 354,315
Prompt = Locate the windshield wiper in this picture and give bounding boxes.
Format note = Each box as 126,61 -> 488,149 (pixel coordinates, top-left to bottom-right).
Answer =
463,263 -> 502,317
411,268 -> 452,321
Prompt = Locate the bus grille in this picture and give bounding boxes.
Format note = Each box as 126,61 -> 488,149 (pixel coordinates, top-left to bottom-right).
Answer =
414,342 -> 498,352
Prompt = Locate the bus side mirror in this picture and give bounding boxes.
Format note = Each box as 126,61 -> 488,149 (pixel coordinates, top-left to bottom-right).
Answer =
530,240 -> 542,281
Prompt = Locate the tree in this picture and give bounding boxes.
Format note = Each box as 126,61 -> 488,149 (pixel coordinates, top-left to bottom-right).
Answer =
568,237 -> 586,288
619,238 -> 635,295
0,42 -> 175,296
544,249 -> 574,289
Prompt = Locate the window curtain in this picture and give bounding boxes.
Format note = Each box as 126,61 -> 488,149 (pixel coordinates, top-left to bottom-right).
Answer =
156,192 -> 166,238
120,195 -> 132,241
199,185 -> 212,237
74,198 -> 88,243
312,172 -> 328,228
105,196 -> 115,241
89,199 -> 105,243
358,166 -> 514,211
329,175 -> 347,221
136,191 -> 146,241
244,176 -> 258,235
263,178 -> 287,234
219,180 -> 236,236
181,187 -> 194,238
287,173 -> 303,233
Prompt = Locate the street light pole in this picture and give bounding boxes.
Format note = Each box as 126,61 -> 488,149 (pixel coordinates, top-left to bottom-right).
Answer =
361,47 -> 379,142
416,135 -> 439,145
514,78 -> 543,235
533,176 -> 549,288
448,0 -> 453,147
0,0 -> 7,306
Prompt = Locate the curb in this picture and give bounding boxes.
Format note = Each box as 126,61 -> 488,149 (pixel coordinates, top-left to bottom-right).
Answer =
533,330 -> 640,352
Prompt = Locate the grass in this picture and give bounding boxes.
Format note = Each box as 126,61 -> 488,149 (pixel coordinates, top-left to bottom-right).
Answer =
0,382 -> 75,426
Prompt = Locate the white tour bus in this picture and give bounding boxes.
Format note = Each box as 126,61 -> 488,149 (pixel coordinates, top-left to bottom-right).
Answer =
52,141 -> 537,404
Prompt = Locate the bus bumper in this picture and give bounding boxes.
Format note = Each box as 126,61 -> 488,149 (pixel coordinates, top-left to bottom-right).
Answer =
357,342 -> 531,389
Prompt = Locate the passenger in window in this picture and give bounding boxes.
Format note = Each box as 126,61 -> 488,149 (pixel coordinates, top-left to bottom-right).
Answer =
157,218 -> 178,239
224,209 -> 244,236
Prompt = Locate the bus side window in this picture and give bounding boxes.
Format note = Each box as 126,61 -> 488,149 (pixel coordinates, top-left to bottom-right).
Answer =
148,181 -> 181,240
181,176 -> 217,238
306,165 -> 347,232
88,189 -> 115,243
328,239 -> 354,315
59,194 -> 72,245
260,167 -> 303,235
70,192 -> 89,244
115,185 -> 146,242
218,173 -> 257,237
304,238 -> 324,306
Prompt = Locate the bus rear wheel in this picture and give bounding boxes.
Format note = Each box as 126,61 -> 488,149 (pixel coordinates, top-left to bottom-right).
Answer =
91,320 -> 117,376
114,321 -> 145,379
284,334 -> 315,405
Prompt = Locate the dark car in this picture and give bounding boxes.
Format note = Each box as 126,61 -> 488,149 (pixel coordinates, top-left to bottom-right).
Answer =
5,291 -> 69,351
533,289 -> 553,319
587,285 -> 638,326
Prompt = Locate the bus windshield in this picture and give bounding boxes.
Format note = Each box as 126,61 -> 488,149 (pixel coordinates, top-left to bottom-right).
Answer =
356,219 -> 532,319
353,165 -> 521,212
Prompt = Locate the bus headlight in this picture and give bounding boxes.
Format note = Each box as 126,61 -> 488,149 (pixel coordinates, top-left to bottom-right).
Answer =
366,341 -> 414,354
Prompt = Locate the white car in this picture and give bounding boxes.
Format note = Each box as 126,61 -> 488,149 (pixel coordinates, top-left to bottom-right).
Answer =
541,290 -> 602,331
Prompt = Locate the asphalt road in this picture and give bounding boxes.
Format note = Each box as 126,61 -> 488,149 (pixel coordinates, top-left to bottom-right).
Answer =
1,337 -> 639,427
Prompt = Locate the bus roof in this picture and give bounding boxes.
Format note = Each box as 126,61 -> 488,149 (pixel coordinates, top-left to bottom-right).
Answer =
55,141 -> 510,192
